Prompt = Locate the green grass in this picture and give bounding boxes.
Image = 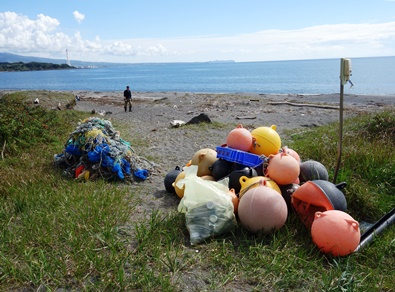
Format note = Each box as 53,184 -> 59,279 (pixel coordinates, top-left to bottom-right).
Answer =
0,91 -> 394,291
285,110 -> 395,221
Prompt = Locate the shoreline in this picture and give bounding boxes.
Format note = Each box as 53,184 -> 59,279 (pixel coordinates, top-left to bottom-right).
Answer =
72,90 -> 395,105
2,89 -> 395,105
69,90 -> 394,136
69,90 -> 395,106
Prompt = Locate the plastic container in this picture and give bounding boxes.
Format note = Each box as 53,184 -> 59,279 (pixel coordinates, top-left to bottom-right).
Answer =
216,146 -> 265,167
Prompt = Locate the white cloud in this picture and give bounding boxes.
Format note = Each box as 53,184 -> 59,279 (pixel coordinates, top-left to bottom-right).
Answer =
0,11 -> 395,63
0,12 -> 68,55
156,21 -> 395,61
73,11 -> 85,24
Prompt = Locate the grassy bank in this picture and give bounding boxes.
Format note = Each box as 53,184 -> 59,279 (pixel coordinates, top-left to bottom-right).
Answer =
0,91 -> 394,291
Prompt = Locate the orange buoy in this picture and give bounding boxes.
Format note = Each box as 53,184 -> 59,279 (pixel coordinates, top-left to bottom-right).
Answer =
265,152 -> 300,185
311,210 -> 360,256
228,188 -> 239,215
291,180 -> 347,229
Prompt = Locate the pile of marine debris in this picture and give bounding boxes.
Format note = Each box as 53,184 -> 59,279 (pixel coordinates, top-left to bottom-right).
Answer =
54,117 -> 158,182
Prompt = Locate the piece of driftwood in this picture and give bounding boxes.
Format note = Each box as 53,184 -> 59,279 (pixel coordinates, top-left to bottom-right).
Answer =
268,101 -> 339,110
152,97 -> 168,101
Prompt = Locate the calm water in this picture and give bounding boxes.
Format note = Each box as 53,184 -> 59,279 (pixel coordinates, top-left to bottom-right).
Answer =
1,57 -> 395,95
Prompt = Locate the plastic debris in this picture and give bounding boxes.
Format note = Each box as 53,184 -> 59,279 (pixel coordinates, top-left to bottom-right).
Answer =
54,117 -> 158,182
177,165 -> 237,245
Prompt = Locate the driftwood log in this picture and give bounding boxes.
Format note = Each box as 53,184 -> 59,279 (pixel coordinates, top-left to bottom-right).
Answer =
268,101 -> 339,110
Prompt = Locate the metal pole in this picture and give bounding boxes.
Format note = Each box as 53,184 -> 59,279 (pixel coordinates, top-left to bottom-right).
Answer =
355,208 -> 395,252
333,81 -> 344,183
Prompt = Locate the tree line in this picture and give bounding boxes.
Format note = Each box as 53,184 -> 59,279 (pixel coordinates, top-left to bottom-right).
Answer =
0,62 -> 75,72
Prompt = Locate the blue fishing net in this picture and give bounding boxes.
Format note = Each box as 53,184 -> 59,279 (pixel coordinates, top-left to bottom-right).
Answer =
54,117 -> 157,182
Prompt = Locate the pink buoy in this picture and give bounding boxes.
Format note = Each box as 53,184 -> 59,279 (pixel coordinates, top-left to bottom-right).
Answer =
226,124 -> 253,152
238,181 -> 288,233
282,147 -> 301,163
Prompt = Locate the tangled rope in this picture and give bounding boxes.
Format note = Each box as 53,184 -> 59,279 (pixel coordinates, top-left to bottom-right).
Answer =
54,117 -> 159,182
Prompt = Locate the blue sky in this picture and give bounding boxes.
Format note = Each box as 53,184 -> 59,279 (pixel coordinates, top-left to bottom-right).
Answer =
1,0 -> 395,63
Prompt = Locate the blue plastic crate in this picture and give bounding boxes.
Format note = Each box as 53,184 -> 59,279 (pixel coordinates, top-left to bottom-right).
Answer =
216,146 -> 265,167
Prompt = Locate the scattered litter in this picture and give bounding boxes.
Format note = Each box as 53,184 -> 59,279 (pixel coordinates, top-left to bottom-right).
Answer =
54,116 -> 159,182
170,113 -> 211,128
170,120 -> 186,127
186,113 -> 211,125
91,109 -> 112,115
177,165 -> 237,245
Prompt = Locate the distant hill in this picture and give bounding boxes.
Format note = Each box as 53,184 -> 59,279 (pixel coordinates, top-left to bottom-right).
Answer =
0,52 -> 69,64
0,52 -> 121,68
0,52 -> 239,67
0,61 -> 75,72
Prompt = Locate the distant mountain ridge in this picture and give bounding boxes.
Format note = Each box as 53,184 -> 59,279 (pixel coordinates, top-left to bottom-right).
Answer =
0,52 -> 238,67
0,52 -> 120,67
0,52 -> 68,64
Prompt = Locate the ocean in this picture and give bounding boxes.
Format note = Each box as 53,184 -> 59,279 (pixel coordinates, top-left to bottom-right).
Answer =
1,56 -> 394,95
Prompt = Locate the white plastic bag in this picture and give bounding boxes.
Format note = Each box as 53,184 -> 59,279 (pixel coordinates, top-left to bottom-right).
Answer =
177,165 -> 237,245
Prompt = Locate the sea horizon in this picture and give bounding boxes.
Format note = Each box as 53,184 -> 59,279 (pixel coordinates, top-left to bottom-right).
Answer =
1,56 -> 395,96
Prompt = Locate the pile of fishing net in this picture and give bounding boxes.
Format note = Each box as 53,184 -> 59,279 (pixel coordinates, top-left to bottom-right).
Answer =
54,117 -> 158,182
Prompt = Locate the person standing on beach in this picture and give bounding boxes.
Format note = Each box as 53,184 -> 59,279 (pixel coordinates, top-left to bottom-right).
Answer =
123,85 -> 132,112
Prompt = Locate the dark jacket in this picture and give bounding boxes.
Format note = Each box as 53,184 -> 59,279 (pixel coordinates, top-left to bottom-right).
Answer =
124,89 -> 132,99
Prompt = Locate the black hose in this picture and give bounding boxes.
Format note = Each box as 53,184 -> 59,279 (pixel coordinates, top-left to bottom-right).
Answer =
354,208 -> 395,252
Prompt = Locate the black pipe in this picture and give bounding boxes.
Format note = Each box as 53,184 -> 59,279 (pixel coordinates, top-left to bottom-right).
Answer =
354,208 -> 395,252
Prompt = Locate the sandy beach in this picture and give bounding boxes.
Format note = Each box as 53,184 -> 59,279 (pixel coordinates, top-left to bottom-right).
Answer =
68,90 -> 395,215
